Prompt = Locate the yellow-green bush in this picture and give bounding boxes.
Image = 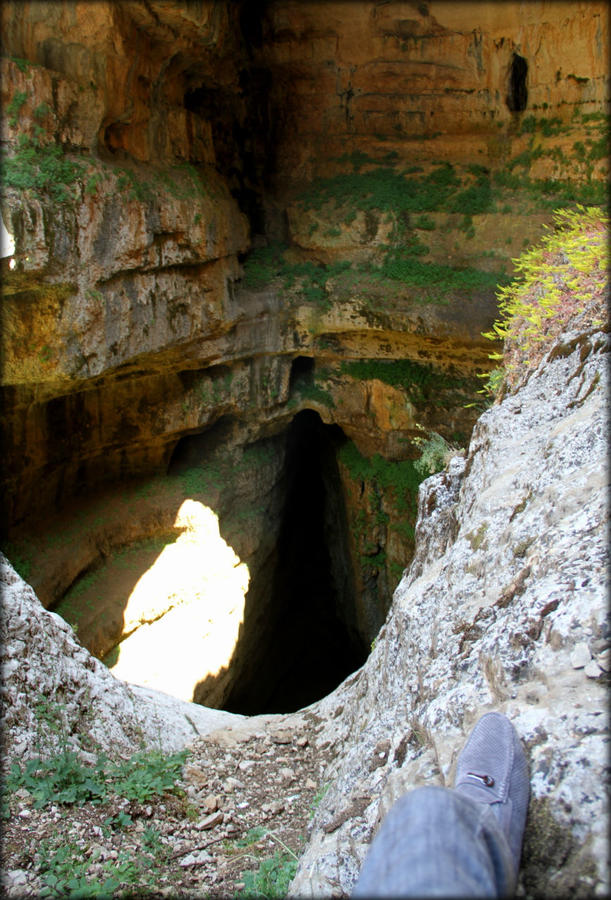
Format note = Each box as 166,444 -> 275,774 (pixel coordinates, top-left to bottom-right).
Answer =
483,205 -> 608,393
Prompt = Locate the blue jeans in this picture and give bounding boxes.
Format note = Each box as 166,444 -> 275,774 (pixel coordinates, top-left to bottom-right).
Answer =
353,785 -> 517,897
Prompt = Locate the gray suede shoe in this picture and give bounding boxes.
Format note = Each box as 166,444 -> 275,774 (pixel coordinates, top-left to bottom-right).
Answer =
454,712 -> 530,872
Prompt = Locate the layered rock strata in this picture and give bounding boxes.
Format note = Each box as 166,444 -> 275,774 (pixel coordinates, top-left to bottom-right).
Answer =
1,1 -> 608,704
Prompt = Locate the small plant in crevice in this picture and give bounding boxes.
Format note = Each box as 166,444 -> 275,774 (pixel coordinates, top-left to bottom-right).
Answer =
234,827 -> 299,899
240,849 -> 298,898
309,782 -> 330,818
413,431 -> 456,476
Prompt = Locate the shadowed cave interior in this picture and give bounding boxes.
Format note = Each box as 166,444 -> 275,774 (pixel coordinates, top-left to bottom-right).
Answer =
208,409 -> 367,715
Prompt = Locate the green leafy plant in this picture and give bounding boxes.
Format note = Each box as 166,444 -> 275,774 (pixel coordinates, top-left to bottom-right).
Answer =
413,432 -> 455,476
7,90 -> 28,126
241,850 -> 298,898
84,171 -> 103,197
3,133 -> 84,202
37,839 -> 122,898
6,751 -> 108,808
109,748 -> 188,803
6,745 -> 188,809
102,810 -> 133,833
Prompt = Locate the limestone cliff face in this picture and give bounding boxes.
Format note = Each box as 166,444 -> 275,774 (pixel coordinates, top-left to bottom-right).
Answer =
1,2 -> 608,694
259,0 -> 609,186
292,323 -> 609,897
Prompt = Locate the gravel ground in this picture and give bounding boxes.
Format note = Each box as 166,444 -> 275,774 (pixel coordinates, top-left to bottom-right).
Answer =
2,711 -> 333,897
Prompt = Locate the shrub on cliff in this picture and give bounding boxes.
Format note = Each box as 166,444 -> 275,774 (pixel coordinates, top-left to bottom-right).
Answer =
483,205 -> 608,394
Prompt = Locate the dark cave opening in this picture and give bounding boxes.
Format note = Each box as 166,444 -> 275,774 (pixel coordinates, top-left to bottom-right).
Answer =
507,53 -> 528,112
289,355 -> 315,392
223,410 -> 366,715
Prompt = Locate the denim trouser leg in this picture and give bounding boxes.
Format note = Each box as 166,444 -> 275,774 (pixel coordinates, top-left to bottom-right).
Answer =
352,785 -> 517,898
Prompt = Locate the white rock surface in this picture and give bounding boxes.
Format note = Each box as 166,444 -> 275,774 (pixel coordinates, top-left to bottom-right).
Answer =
0,556 -> 242,767
291,328 -> 609,897
570,641 -> 592,668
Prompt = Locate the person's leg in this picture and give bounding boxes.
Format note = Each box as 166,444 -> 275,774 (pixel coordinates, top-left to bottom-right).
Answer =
352,786 -> 515,897
353,713 -> 529,898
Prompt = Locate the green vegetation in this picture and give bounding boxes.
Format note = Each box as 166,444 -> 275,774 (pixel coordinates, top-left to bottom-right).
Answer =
84,171 -> 103,197
7,56 -> 34,73
293,381 -> 335,408
2,131 -> 84,202
413,432 -> 455,476
370,251 -> 505,295
7,90 -> 27,126
55,534 -> 172,629
33,102 -> 51,121
1,542 -> 33,581
466,522 -> 488,551
482,205 -> 608,394
493,169 -> 606,208
338,441 -> 424,516
235,825 -> 297,898
519,115 -> 564,137
226,826 -> 299,898
2,694 -> 187,896
7,745 -> 187,810
414,213 -> 436,230
241,157 -> 518,304
240,850 -> 298,898
116,167 -> 154,202
173,439 -> 276,500
339,358 -> 476,406
296,160 -> 464,215
309,782 -> 330,817
242,243 -> 351,309
2,120 -> 209,206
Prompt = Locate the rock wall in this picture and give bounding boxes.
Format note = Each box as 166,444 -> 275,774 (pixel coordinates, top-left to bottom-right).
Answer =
290,324 -> 609,896
1,316 -> 608,894
1,1 -> 608,701
259,0 -> 609,188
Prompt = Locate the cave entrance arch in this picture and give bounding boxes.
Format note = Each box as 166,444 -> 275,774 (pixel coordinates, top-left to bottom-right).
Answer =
221,409 -> 367,714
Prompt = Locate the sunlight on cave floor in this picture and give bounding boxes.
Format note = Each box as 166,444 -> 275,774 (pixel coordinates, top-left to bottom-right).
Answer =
107,499 -> 249,702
